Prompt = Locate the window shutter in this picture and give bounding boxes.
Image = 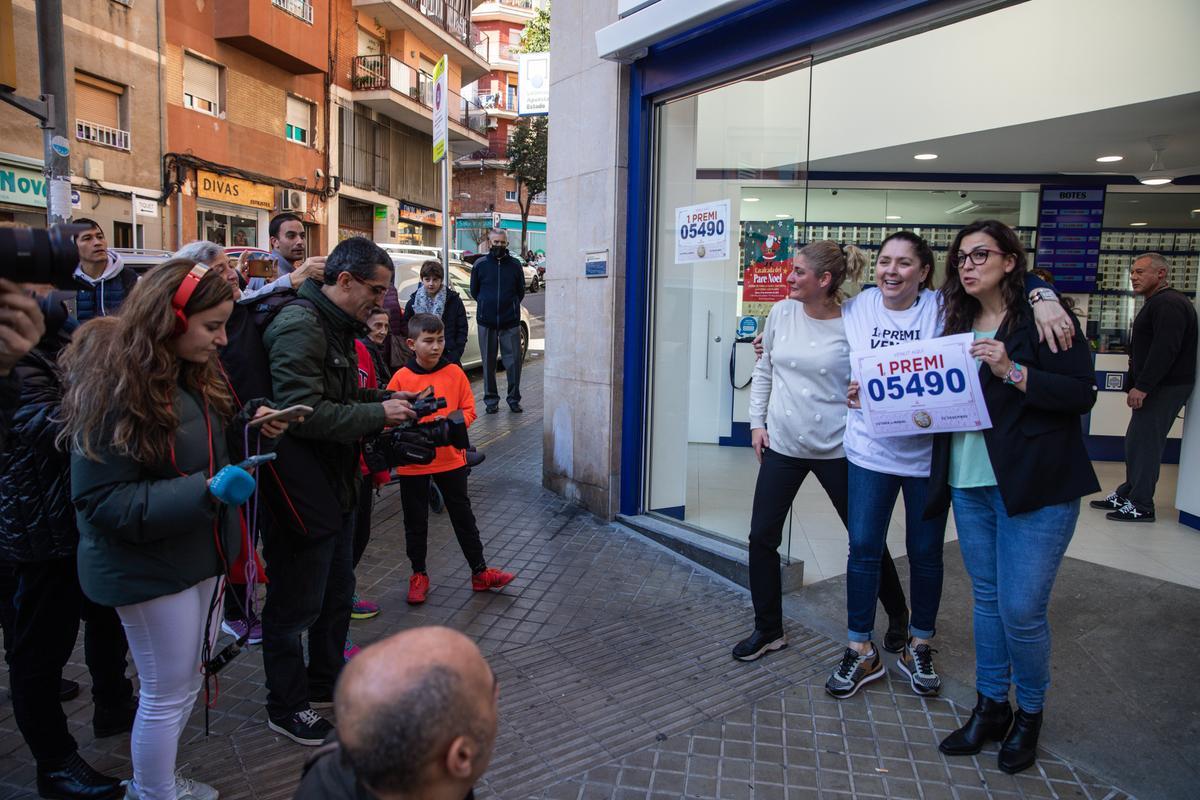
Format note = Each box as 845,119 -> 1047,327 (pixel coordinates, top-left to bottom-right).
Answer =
75,80 -> 121,128
286,97 -> 310,141
184,55 -> 220,109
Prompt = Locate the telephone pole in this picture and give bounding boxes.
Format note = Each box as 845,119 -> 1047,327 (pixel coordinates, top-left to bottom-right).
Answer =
0,0 -> 73,224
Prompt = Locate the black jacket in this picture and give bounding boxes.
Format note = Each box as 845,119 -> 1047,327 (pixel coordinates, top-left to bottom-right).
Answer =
293,738 -> 474,800
0,300 -> 79,562
404,287 -> 469,366
925,308 -> 1100,519
469,251 -> 524,330
1129,287 -> 1198,392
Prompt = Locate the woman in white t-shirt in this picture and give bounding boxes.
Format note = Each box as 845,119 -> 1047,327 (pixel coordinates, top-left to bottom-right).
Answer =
825,231 -> 1073,702
823,231 -> 950,701
735,241 -> 912,662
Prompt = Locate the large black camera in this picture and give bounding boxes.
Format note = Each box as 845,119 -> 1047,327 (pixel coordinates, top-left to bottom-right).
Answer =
361,395 -> 471,473
0,224 -> 87,289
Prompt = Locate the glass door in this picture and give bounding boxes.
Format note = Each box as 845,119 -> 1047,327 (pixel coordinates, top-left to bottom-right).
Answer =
645,58 -> 815,567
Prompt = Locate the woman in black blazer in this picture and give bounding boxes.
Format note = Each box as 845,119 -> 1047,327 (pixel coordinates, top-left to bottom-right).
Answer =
925,220 -> 1098,776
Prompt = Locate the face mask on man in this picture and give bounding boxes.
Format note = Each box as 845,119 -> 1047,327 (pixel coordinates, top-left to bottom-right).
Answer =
489,243 -> 508,259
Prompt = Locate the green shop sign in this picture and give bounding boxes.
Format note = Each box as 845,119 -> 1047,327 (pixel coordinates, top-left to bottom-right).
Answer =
0,162 -> 49,208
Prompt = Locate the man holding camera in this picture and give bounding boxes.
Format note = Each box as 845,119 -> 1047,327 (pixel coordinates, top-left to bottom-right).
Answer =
260,237 -> 416,746
0,279 -> 45,449
247,213 -> 309,292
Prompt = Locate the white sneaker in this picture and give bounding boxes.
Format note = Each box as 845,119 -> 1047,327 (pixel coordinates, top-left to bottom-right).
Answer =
124,772 -> 218,800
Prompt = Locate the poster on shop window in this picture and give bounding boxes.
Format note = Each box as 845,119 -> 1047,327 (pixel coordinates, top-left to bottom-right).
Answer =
675,200 -> 730,264
850,333 -> 992,437
741,219 -> 793,314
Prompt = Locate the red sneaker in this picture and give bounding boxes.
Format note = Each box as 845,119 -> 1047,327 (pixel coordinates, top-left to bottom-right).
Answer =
407,573 -> 430,604
471,567 -> 515,592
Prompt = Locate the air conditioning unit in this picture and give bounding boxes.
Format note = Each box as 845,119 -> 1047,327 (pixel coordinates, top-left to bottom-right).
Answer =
281,189 -> 307,213
486,117 -> 499,130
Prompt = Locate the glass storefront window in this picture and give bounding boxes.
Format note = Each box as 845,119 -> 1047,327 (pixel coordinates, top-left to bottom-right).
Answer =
198,208 -> 258,248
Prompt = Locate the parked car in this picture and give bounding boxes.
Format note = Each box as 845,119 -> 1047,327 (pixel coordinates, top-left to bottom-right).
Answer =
379,243 -> 466,262
111,248 -> 173,276
462,252 -> 541,293
389,256 -> 531,368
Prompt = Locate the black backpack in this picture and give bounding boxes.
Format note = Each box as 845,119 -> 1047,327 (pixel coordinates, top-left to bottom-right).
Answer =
219,288 -> 342,540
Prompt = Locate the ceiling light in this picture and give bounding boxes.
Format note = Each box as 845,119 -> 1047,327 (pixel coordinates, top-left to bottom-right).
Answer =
743,197 -> 760,202
913,153 -> 938,161
1140,177 -> 1173,186
1095,155 -> 1124,163
885,215 -> 901,220
1129,222 -> 1149,227
1192,208 -> 1200,214
1138,136 -> 1174,186
774,213 -> 790,218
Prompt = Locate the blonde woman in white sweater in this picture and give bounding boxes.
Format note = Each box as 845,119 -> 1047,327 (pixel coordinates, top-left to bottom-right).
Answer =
734,241 -> 893,661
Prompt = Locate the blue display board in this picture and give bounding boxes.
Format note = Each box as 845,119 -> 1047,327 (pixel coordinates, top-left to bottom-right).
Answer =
1035,186 -> 1105,292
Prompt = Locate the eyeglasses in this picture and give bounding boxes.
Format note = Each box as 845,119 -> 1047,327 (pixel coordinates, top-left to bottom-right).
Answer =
348,273 -> 389,297
953,248 -> 1006,268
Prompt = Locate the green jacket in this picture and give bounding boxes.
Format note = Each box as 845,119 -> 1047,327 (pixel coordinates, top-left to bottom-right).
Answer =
263,279 -> 390,511
73,385 -> 241,609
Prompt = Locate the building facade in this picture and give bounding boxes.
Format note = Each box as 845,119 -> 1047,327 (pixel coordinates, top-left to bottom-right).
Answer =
163,0 -> 330,252
451,0 -> 546,257
545,0 -> 1200,550
328,0 -> 490,249
0,0 -> 166,248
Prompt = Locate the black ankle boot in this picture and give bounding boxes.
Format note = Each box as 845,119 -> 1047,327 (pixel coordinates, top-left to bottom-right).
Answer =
998,708 -> 1043,774
939,692 -> 1013,756
36,752 -> 124,800
883,609 -> 909,654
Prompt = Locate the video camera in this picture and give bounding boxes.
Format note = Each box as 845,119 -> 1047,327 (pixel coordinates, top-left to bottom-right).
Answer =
361,394 -> 471,473
0,224 -> 88,289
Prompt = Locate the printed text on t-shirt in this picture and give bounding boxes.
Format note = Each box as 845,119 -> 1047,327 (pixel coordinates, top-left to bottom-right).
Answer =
870,326 -> 923,349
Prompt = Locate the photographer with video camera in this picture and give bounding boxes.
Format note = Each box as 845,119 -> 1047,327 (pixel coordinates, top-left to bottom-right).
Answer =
386,313 -> 514,606
259,237 -> 416,747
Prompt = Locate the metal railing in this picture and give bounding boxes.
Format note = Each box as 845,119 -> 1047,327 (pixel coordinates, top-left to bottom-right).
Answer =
271,0 -> 314,23
476,92 -> 509,111
497,0 -> 534,8
76,120 -> 131,151
351,55 -> 487,135
397,0 -> 487,55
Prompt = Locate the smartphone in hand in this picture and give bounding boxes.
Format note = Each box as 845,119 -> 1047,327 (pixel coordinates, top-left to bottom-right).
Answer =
247,404 -> 312,427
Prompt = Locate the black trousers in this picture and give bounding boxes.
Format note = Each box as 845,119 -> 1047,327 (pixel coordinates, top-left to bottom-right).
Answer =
748,449 -> 907,634
353,474 -> 374,569
1117,382 -> 1192,512
398,467 -> 485,575
10,557 -> 132,763
261,512 -> 355,718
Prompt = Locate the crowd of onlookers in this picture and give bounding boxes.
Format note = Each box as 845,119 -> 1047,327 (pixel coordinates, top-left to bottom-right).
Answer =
0,214 -> 526,800
0,212 -> 1193,798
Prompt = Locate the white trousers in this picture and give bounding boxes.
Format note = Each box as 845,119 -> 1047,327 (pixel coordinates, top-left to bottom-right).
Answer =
117,577 -> 221,800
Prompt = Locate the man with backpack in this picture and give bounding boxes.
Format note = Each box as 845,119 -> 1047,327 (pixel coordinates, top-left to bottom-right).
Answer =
255,238 -> 415,746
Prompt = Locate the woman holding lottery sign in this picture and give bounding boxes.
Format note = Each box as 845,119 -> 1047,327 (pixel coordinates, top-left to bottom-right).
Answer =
926,220 -> 1097,776
734,241 -> 912,663
826,231 -> 1074,704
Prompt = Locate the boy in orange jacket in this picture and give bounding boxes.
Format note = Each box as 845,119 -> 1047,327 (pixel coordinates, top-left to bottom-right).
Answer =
386,313 -> 515,604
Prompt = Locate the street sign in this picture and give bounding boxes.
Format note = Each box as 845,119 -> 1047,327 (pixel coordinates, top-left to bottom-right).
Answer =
432,54 -> 448,163
517,53 -> 549,116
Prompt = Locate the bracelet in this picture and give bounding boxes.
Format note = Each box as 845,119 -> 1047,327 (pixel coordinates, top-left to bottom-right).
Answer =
1028,288 -> 1057,305
1003,362 -> 1025,385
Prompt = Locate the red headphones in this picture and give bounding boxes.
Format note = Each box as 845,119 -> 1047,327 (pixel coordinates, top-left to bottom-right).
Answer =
171,263 -> 211,337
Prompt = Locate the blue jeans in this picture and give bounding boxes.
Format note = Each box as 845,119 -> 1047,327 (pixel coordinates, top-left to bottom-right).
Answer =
846,462 -> 947,643
952,487 -> 1078,712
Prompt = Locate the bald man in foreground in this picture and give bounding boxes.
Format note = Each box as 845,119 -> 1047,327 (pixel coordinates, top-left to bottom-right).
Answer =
293,627 -> 499,800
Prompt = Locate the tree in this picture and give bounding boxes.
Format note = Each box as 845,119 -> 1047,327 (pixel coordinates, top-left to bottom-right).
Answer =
506,3 -> 549,256
507,118 -> 547,255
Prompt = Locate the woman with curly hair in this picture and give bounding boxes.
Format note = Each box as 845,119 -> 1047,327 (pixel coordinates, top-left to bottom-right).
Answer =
59,260 -> 292,800
927,220 -> 1097,775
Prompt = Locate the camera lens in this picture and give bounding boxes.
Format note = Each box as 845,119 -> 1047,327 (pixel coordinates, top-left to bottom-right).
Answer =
0,223 -> 87,289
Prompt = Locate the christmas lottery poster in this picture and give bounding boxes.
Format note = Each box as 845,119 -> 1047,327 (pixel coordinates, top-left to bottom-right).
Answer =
742,219 -> 793,311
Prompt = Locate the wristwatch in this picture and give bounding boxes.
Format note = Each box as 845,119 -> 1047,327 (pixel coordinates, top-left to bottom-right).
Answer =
1003,362 -> 1025,386
1028,287 -> 1058,305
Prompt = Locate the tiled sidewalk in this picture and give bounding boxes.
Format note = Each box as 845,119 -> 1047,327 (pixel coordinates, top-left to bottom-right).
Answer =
0,359 -> 1133,799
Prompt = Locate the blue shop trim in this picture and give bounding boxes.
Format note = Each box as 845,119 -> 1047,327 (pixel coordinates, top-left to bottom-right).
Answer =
1180,511 -> 1200,531
719,422 -> 753,448
652,506 -> 686,521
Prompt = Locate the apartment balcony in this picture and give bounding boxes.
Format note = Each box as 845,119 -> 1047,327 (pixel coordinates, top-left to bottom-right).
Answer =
476,91 -> 517,119
213,0 -> 328,74
351,55 -> 489,156
76,120 -> 131,152
351,0 -> 491,84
